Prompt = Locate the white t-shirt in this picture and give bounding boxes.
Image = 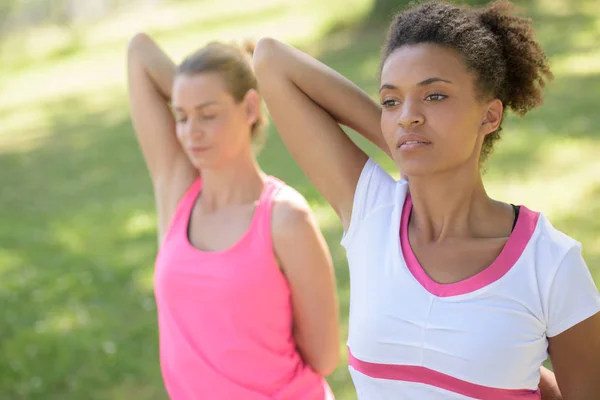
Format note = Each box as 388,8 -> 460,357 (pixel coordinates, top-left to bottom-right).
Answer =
341,158 -> 600,400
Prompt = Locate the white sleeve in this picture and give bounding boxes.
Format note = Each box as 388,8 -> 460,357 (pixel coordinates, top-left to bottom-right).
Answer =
340,158 -> 397,248
545,244 -> 600,337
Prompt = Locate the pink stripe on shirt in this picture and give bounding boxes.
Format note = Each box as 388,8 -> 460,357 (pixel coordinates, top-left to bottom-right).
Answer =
349,348 -> 541,399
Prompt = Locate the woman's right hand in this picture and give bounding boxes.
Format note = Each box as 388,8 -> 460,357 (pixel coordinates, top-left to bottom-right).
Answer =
253,38 -> 384,230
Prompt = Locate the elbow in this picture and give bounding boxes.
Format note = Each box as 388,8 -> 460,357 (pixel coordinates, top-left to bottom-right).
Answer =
296,330 -> 340,377
253,37 -> 281,75
127,32 -> 152,59
309,347 -> 340,377
313,353 -> 339,377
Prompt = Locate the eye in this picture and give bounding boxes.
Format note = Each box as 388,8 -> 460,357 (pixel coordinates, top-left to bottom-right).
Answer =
381,98 -> 400,108
175,116 -> 187,123
202,114 -> 217,121
425,93 -> 447,101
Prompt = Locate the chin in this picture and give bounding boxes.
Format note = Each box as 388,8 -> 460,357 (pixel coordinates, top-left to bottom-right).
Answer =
187,156 -> 211,170
396,158 -> 437,177
399,157 -> 476,179
190,154 -> 231,170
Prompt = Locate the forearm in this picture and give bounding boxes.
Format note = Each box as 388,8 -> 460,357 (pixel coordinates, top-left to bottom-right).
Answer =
128,33 -> 176,101
539,366 -> 562,400
254,38 -> 388,154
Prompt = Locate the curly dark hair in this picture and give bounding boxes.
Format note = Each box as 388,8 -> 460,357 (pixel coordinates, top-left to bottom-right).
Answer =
382,0 -> 553,161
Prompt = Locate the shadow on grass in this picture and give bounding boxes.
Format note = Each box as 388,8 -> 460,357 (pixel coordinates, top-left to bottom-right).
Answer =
0,1 -> 289,76
0,95 -> 167,399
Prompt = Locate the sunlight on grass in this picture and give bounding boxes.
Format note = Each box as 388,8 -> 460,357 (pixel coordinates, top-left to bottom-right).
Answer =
0,85 -> 127,157
0,58 -> 126,112
0,0 -> 298,71
0,25 -> 78,71
539,0 -> 600,14
552,48 -> 600,76
35,306 -> 90,334
124,212 -> 156,237
309,202 -> 339,233
0,0 -> 371,111
0,103 -> 54,149
133,267 -> 156,294
589,236 -> 600,257
53,224 -> 88,255
91,0 -> 299,45
0,249 -> 22,275
487,137 -> 600,216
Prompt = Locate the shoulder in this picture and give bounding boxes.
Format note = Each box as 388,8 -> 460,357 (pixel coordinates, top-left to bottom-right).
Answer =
271,184 -> 316,237
354,158 -> 403,209
269,184 -> 329,267
529,213 -> 600,338
525,211 -> 585,293
532,212 -> 581,262
341,158 -> 406,247
360,158 -> 397,185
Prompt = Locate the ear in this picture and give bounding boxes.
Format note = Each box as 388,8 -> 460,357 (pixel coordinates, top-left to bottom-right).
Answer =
479,98 -> 503,136
243,89 -> 260,126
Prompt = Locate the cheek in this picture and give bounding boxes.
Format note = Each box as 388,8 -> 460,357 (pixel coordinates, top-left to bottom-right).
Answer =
175,123 -> 186,142
380,112 -> 398,146
204,118 -> 239,150
431,104 -> 478,140
211,117 -> 233,139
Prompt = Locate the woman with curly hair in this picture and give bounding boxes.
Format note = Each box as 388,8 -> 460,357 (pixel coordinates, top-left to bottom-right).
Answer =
253,0 -> 600,398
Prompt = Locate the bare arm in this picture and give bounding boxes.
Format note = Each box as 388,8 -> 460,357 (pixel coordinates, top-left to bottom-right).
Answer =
272,187 -> 339,376
253,38 -> 385,229
539,366 -> 562,400
548,312 -> 600,399
127,33 -> 197,238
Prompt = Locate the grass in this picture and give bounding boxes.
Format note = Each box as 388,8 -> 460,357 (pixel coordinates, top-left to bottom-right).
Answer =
1,0 -> 599,398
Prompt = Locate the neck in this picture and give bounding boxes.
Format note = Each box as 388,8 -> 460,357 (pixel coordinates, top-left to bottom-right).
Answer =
407,161 -> 500,243
199,148 -> 264,210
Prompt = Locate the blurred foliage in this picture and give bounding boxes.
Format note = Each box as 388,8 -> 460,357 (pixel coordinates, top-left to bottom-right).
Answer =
1,0 -> 141,33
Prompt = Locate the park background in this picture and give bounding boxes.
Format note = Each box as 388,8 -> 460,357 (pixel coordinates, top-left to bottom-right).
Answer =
1,0 -> 599,398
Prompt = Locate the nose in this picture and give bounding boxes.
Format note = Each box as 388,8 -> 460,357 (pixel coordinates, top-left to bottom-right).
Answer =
397,100 -> 424,127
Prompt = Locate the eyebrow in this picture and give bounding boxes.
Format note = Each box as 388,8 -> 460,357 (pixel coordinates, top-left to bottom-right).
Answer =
173,101 -> 217,112
379,77 -> 453,93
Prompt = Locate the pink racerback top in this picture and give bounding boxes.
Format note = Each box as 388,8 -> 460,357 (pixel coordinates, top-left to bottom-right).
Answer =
154,176 -> 332,399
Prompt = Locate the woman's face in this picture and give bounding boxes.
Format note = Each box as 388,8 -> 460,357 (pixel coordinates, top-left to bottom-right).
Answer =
379,44 -> 502,177
172,72 -> 259,169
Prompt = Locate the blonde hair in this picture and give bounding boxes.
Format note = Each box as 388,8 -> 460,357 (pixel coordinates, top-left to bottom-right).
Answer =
176,40 -> 267,146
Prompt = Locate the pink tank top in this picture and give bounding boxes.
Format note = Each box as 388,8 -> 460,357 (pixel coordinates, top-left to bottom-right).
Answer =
154,176 -> 332,399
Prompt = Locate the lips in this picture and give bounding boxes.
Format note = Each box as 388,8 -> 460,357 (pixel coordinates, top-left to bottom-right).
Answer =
397,134 -> 432,149
402,140 -> 428,146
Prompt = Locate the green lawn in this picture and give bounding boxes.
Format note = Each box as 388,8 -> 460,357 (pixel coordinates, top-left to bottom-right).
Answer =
1,0 -> 599,398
